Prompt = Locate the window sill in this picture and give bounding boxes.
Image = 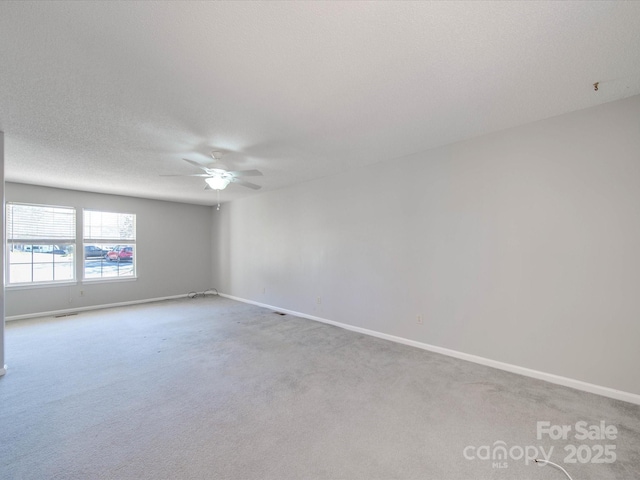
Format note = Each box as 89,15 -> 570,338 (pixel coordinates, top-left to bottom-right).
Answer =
82,277 -> 138,285
7,281 -> 78,291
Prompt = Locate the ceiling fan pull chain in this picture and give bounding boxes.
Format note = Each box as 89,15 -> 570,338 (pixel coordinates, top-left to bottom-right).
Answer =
217,189 -> 221,211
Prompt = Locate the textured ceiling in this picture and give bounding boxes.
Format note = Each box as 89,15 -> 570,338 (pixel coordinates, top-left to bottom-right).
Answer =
1,1 -> 639,206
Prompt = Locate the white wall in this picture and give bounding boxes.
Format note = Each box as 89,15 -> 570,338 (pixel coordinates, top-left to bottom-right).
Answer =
212,94 -> 640,397
6,183 -> 213,317
1,132 -> 5,375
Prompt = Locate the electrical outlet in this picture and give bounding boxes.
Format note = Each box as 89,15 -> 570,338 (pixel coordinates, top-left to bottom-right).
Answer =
80,290 -> 85,297
262,287 -> 266,294
317,297 -> 322,305
416,315 -> 423,325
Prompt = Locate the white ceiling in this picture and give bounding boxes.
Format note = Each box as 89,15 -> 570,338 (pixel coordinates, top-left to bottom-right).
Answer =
1,1 -> 639,206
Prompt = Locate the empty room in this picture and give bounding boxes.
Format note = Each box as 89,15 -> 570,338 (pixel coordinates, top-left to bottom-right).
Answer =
1,2 -> 639,479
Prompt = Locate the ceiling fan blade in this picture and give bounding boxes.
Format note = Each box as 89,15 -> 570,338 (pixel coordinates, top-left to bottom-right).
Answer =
182,158 -> 208,172
228,169 -> 263,177
160,173 -> 211,177
231,178 -> 262,190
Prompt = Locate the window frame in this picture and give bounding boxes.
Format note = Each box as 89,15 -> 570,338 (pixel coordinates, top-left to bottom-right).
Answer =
6,202 -> 77,286
82,209 -> 137,282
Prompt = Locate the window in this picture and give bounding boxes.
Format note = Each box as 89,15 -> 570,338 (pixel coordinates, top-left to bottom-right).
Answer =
6,203 -> 76,285
83,210 -> 136,280
5,204 -> 138,285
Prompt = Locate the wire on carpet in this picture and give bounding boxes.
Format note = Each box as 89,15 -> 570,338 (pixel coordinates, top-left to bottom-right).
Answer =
187,288 -> 219,299
535,459 -> 574,480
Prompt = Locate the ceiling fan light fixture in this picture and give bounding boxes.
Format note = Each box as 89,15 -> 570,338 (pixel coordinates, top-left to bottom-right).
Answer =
163,158 -> 262,191
205,176 -> 231,190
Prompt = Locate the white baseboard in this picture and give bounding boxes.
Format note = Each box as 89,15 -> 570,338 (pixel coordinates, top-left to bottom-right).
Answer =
0,365 -> 6,376
5,294 -> 188,322
220,293 -> 640,406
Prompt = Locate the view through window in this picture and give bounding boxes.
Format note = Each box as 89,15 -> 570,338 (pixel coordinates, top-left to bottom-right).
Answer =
6,203 -> 76,284
83,210 -> 136,280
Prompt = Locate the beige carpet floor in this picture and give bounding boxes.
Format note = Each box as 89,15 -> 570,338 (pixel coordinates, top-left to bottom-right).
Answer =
1,296 -> 638,479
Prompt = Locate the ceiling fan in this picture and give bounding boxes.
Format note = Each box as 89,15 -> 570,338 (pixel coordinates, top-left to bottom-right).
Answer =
161,151 -> 263,191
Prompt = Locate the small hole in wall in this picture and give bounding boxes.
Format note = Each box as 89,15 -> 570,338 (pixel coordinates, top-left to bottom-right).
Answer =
273,312 -> 286,316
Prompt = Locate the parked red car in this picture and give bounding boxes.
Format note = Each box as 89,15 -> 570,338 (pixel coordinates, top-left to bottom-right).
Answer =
105,246 -> 133,262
